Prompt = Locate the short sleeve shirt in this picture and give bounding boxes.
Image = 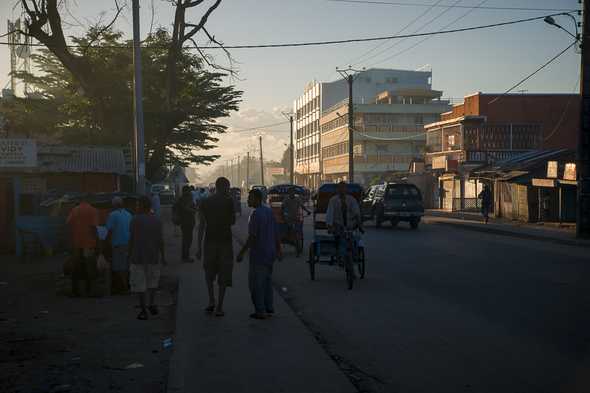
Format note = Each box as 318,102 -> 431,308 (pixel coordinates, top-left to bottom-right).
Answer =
200,194 -> 235,245
105,208 -> 132,247
67,202 -> 99,249
248,205 -> 278,266
130,214 -> 163,265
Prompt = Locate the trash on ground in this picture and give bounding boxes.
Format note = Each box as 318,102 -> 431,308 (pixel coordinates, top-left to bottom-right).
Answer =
124,362 -> 144,369
40,310 -> 49,314
281,287 -> 288,292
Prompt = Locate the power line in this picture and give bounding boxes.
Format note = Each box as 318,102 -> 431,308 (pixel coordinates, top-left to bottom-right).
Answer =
327,0 -> 578,12
488,40 -> 578,105
345,0 -> 446,66
0,13 -> 574,50
227,120 -> 290,133
356,0 -> 464,67
366,0 -> 490,68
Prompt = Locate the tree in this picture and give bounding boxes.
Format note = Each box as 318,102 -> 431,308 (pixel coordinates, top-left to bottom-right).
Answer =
12,0 -> 239,179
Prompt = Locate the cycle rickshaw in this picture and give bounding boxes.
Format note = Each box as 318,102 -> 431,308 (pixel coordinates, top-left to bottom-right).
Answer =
308,183 -> 366,289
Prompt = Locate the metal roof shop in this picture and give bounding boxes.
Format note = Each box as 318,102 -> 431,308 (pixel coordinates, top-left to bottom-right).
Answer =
0,139 -> 128,254
472,149 -> 577,224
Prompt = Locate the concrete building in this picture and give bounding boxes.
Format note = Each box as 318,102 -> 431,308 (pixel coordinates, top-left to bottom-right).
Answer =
318,72 -> 451,185
424,92 -> 580,211
293,68 -> 450,188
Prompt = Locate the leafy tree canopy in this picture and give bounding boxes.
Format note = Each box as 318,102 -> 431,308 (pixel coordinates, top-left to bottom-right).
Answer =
0,27 -> 242,180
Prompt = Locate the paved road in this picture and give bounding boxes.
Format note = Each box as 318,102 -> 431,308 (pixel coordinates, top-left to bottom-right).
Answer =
252,213 -> 590,393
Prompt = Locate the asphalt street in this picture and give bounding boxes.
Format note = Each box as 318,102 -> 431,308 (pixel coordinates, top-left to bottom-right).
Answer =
235,208 -> 590,393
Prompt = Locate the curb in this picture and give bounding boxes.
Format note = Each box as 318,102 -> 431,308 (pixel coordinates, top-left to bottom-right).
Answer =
428,219 -> 590,248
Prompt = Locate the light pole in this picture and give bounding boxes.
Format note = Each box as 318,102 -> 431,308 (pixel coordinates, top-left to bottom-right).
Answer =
131,0 -> 146,194
282,111 -> 295,184
546,11 -> 587,237
336,66 -> 364,183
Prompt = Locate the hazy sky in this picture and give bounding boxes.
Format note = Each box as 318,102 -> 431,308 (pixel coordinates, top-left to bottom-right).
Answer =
0,0 -> 581,175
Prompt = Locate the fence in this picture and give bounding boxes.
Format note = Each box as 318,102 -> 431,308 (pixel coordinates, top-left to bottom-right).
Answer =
452,197 -> 482,212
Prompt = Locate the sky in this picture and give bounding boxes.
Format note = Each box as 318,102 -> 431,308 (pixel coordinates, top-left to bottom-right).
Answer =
0,0 -> 581,178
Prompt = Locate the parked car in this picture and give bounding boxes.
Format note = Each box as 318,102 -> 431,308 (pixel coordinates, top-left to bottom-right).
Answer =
372,183 -> 424,229
151,183 -> 175,205
361,184 -> 382,221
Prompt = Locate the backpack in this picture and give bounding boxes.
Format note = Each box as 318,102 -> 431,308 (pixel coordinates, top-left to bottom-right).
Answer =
172,200 -> 182,225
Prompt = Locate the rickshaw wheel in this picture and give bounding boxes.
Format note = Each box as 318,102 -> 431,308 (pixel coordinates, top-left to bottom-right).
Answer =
357,247 -> 366,279
308,245 -> 316,281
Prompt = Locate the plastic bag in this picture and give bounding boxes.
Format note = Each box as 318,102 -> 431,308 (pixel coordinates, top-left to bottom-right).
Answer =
96,254 -> 109,272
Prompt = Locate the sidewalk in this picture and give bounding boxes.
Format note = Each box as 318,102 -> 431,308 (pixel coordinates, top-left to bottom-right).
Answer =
424,209 -> 589,248
166,220 -> 355,393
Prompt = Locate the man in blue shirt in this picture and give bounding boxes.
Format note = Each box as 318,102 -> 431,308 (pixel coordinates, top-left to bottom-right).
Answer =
237,189 -> 282,319
106,197 -> 133,294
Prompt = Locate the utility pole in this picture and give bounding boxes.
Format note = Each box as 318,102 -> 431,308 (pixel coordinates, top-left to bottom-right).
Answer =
259,135 -> 265,186
290,115 -> 295,184
579,0 -> 590,238
283,112 -> 295,184
132,0 -> 146,194
237,155 -> 241,188
336,66 -> 363,183
246,151 -> 250,191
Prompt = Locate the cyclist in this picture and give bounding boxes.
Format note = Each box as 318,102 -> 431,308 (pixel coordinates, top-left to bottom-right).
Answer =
326,181 -> 363,278
281,186 -> 310,257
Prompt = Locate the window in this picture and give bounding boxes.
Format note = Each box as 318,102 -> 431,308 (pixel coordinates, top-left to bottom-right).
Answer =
386,185 -> 419,198
415,115 -> 424,125
385,77 -> 398,84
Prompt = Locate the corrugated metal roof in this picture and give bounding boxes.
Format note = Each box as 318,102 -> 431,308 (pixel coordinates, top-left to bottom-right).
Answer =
37,145 -> 127,175
473,149 -> 574,175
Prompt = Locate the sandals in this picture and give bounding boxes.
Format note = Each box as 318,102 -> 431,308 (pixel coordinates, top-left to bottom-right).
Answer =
215,310 -> 225,317
249,313 -> 266,320
205,305 -> 215,314
137,309 -> 148,320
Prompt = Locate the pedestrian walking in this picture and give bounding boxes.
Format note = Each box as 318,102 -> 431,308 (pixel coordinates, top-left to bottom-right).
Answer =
196,177 -> 235,317
105,197 -> 132,294
175,185 -> 196,263
66,195 -> 99,297
281,187 -> 310,257
478,184 -> 492,224
128,196 -> 166,320
151,192 -> 161,217
237,189 -> 282,320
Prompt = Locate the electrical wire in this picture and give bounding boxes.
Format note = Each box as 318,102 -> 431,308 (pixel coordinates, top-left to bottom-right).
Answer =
488,40 -> 578,105
543,76 -> 580,142
327,0 -> 578,13
227,120 -> 289,133
355,0 -> 464,67
365,0 -> 490,68
0,13 -> 574,50
344,0 -> 446,66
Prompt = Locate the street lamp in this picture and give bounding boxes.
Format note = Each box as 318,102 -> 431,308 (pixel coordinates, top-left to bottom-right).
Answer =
544,13 -> 580,41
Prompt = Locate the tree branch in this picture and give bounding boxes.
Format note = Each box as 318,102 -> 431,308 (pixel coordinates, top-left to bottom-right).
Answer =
82,0 -> 125,54
182,0 -> 221,41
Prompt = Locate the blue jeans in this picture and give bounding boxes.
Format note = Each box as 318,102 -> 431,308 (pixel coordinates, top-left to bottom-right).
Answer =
248,263 -> 274,314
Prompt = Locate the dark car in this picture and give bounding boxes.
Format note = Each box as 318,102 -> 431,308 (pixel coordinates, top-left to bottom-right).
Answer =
361,184 -> 381,221
372,183 -> 424,229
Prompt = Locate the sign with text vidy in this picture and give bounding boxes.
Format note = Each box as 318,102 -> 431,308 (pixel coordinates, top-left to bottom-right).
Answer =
0,139 -> 37,168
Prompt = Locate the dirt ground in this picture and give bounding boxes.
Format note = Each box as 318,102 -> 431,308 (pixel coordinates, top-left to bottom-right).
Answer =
1,213 -> 182,393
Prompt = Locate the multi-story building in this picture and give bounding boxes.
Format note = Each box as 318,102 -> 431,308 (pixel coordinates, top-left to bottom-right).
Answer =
293,68 -> 450,188
424,92 -> 580,210
293,82 -> 322,188
318,72 -> 451,185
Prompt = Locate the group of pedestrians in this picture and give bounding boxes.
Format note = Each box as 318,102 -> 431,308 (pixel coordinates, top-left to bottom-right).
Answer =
176,177 -> 282,320
67,195 -> 166,320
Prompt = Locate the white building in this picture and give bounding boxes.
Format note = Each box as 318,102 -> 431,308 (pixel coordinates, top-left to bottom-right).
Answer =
293,68 -> 450,188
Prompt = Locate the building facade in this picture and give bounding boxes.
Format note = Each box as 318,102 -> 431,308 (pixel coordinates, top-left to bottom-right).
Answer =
424,92 -> 580,211
318,73 -> 451,185
292,68 -> 449,188
293,82 -> 322,188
